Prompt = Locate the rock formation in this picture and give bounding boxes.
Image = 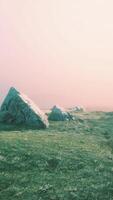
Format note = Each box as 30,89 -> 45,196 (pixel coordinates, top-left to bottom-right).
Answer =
0,87 -> 49,128
48,105 -> 73,121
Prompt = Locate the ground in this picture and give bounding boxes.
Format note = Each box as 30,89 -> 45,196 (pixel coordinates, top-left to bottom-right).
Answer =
0,112 -> 113,200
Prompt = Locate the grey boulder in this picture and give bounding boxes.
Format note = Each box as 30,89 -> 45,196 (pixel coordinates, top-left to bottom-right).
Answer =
48,105 -> 73,121
0,87 -> 49,129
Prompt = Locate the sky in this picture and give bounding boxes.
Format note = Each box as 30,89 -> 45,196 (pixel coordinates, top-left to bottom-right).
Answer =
0,0 -> 113,110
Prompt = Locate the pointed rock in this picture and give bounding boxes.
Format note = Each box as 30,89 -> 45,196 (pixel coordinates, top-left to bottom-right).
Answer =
0,87 -> 49,128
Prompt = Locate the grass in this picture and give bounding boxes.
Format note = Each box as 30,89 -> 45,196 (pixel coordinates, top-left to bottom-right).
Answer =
0,112 -> 113,199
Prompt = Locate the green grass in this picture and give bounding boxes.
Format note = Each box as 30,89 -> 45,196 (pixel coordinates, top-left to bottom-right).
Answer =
0,112 -> 113,200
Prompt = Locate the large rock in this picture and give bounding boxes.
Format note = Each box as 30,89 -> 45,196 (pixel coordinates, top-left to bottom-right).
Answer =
0,87 -> 49,128
48,105 -> 73,121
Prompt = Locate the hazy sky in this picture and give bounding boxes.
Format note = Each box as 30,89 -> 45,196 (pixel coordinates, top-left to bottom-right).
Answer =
0,0 -> 113,110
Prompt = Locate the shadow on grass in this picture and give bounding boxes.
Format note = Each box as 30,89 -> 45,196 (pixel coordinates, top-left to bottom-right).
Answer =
0,122 -> 46,132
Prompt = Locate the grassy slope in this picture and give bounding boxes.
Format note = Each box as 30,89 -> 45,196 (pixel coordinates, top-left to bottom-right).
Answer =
0,112 -> 113,200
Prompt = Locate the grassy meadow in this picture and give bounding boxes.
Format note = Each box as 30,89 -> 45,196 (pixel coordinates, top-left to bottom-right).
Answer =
0,112 -> 113,200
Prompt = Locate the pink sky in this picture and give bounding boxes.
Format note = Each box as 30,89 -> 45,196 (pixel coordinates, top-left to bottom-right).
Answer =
0,0 -> 113,110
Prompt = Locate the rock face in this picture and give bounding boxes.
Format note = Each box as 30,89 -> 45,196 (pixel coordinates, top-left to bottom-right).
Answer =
48,105 -> 73,121
0,87 -> 49,128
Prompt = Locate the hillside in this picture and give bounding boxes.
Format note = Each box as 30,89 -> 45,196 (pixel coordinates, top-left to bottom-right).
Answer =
0,112 -> 113,200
